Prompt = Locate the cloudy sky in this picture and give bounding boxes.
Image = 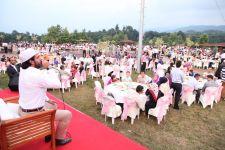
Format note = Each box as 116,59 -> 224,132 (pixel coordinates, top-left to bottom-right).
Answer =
1,0 -> 225,34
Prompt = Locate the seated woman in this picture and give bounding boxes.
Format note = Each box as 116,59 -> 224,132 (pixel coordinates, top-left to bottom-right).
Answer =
137,71 -> 152,84
122,70 -> 132,82
79,61 -> 85,74
107,74 -> 119,85
165,63 -> 173,86
70,64 -> 77,79
145,84 -> 158,115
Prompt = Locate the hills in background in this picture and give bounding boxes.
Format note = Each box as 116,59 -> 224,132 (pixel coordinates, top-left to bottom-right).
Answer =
167,25 -> 225,33
1,24 -> 225,44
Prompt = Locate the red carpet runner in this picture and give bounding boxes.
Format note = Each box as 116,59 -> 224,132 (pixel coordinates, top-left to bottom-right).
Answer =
0,89 -> 148,150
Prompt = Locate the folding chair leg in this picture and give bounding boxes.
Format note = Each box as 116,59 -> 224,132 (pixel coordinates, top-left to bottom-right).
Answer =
75,82 -> 78,88
157,120 -> 160,125
112,118 -> 115,124
131,118 -> 134,125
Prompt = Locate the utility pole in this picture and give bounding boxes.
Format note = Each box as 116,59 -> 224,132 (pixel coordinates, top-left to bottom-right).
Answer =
137,0 -> 145,73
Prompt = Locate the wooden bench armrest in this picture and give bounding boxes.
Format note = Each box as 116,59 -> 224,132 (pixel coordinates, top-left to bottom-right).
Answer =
0,109 -> 56,150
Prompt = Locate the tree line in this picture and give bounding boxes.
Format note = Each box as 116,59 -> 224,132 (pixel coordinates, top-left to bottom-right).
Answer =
0,24 -> 225,46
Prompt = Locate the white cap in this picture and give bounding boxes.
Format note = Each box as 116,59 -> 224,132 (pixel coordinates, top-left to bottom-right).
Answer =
19,48 -> 39,63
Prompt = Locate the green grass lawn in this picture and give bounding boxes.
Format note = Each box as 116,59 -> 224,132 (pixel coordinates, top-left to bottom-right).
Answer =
1,71 -> 225,150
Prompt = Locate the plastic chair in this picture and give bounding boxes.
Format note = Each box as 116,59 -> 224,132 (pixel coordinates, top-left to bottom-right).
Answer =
199,87 -> 217,109
181,85 -> 195,106
101,96 -> 122,124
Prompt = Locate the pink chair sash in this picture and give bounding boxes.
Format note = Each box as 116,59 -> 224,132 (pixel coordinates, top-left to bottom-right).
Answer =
204,87 -> 217,105
89,64 -> 94,74
153,75 -> 159,83
182,86 -> 194,97
215,86 -> 223,102
0,62 -> 6,70
103,77 -> 110,87
75,72 -> 81,82
101,98 -> 115,115
61,76 -> 70,88
121,98 -> 137,121
81,70 -> 86,81
99,65 -> 105,76
163,90 -> 173,105
95,87 -> 105,103
156,97 -> 168,123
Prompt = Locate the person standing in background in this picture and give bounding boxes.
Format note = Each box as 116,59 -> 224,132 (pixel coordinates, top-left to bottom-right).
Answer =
171,60 -> 185,110
6,56 -> 20,91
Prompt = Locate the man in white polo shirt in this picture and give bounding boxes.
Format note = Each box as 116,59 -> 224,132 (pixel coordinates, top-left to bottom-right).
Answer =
171,60 -> 185,110
18,48 -> 72,146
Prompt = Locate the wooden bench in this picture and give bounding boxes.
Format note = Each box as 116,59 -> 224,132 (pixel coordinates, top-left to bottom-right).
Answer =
0,96 -> 56,150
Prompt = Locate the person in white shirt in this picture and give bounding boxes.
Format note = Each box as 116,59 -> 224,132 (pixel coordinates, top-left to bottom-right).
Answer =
187,73 -> 200,90
171,60 -> 185,110
137,71 -> 152,84
122,70 -> 132,82
18,48 -> 72,146
187,73 -> 201,102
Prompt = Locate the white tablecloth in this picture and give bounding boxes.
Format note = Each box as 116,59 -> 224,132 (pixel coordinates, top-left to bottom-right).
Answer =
183,76 -> 222,89
104,82 -> 148,104
183,76 -> 206,89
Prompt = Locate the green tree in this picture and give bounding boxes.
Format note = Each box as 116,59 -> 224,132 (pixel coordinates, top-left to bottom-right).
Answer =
149,39 -> 154,45
70,30 -> 78,43
115,24 -> 119,34
185,37 -> 194,47
195,42 -> 199,47
177,31 -> 186,42
46,25 -> 62,43
31,34 -> 38,43
59,27 -> 70,43
165,33 -> 177,46
0,34 -> 5,42
122,26 -> 138,41
16,35 -> 22,41
199,34 -> 209,44
155,37 -> 164,48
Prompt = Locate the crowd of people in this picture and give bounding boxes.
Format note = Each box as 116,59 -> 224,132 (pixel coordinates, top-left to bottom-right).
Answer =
0,42 -> 225,141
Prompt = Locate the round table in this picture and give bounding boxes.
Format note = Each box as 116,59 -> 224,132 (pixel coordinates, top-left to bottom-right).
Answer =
104,82 -> 148,104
